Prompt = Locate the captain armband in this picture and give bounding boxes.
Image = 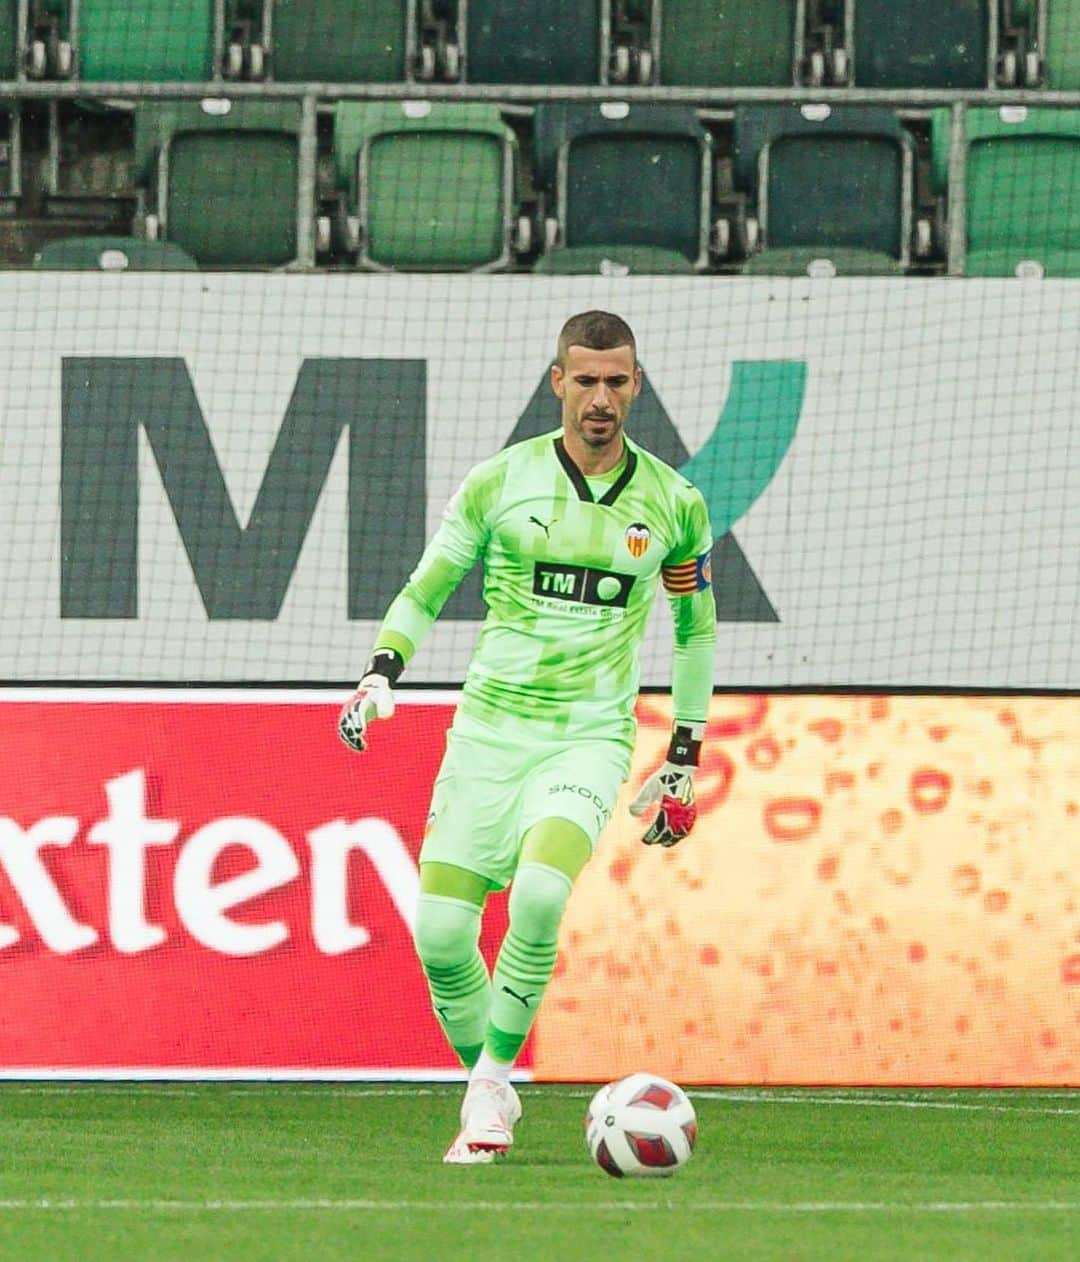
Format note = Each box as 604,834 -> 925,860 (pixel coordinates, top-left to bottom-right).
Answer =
661,550 -> 712,595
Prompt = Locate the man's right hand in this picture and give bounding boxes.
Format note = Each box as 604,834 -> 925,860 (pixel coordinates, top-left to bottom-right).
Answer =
338,674 -> 395,753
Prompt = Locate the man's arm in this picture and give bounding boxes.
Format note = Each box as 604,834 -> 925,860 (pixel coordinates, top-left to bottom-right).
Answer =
338,465 -> 497,752
630,490 -> 716,844
669,584 -> 717,732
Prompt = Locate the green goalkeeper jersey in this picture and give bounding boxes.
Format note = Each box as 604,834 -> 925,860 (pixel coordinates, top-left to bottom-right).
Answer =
375,428 -> 716,747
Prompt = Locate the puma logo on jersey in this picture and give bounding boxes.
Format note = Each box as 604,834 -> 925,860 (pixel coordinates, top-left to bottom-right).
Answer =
529,515 -> 557,537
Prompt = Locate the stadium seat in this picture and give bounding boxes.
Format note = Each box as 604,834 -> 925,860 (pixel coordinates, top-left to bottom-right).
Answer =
78,0 -> 214,81
135,100 -> 304,266
463,0 -> 602,84
532,245 -> 695,274
734,104 -> 915,267
269,0 -> 410,82
1043,0 -> 1080,88
851,0 -> 989,88
741,246 -> 904,276
0,1 -> 16,79
334,101 -> 520,270
932,106 -> 1080,276
33,236 -> 198,269
657,0 -> 798,87
533,102 -> 713,268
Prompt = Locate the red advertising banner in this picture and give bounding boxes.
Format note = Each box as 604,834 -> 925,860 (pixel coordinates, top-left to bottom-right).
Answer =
0,691 -> 1077,1083
0,691 -> 514,1076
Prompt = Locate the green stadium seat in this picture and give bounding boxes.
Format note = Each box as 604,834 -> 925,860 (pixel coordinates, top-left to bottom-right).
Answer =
463,0 -> 602,84
734,105 -> 915,265
852,0 -> 989,88
657,0 -> 798,87
1043,0 -> 1080,88
135,100 -> 304,266
741,246 -> 904,276
270,0 -> 410,82
960,246 -> 1080,277
932,106 -> 1080,276
533,103 -> 712,267
79,0 -> 214,81
33,235 -> 198,269
334,101 -> 519,270
0,1 -> 16,79
532,245 -> 695,275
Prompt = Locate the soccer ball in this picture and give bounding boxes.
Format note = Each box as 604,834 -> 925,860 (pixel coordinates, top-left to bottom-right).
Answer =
585,1072 -> 697,1177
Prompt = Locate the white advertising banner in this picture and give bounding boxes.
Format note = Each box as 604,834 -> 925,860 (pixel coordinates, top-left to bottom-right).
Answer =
0,273 -> 1077,687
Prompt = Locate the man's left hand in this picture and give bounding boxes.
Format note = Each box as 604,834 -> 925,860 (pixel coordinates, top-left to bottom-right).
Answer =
629,762 -> 697,847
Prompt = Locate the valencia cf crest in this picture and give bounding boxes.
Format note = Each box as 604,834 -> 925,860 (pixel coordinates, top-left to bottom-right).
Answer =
625,522 -> 651,557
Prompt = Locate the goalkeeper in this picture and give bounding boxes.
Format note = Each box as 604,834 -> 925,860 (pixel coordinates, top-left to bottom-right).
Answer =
339,311 -> 717,1163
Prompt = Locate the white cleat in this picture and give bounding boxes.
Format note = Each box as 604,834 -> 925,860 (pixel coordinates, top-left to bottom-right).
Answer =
443,1130 -> 495,1165
460,1079 -> 522,1154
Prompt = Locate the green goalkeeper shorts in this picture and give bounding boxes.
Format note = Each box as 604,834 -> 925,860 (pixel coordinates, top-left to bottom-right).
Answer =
419,714 -> 632,889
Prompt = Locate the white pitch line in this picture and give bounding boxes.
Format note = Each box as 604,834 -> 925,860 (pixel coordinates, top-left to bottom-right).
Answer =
692,1091 -> 1080,1117
1,1085 -> 1076,1115
0,1199 -> 1074,1215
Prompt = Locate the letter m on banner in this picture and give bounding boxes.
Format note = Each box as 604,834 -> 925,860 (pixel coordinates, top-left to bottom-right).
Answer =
60,358 -> 426,619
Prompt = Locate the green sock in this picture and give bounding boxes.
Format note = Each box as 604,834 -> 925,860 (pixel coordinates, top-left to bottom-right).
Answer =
485,862 -> 572,1063
413,894 -> 491,1069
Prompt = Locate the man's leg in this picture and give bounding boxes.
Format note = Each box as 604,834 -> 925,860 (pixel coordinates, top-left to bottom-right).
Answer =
459,818 -> 591,1151
480,817 -> 591,1072
413,861 -> 496,1070
415,861 -> 505,1164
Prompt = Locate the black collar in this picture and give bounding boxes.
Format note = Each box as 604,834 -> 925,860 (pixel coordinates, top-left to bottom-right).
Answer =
553,437 -> 637,506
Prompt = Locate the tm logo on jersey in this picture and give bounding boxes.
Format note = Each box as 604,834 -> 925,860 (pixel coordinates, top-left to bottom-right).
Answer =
533,562 -> 635,609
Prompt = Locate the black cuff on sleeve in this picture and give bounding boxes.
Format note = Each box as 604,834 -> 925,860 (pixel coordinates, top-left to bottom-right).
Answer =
667,723 -> 703,767
363,648 -> 405,686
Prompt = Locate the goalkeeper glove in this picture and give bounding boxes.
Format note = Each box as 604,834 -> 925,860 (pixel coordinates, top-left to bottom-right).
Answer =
629,723 -> 703,847
337,649 -> 404,753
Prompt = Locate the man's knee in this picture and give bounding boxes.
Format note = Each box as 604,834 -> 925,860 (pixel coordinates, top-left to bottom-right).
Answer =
520,818 -> 592,881
508,861 -> 574,944
413,894 -> 482,971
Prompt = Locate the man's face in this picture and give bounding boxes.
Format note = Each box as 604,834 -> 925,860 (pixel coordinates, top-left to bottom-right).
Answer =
551,343 -> 642,451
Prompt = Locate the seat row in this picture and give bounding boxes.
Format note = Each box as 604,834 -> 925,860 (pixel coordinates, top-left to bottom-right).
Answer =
3,2 -> 1080,89
23,100 -> 1080,278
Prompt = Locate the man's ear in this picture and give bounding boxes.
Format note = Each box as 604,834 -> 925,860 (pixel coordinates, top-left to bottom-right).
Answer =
632,365 -> 643,398
550,362 -> 565,398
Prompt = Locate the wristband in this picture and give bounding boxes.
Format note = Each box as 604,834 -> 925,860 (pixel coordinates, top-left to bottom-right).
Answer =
666,722 -> 704,767
363,648 -> 405,686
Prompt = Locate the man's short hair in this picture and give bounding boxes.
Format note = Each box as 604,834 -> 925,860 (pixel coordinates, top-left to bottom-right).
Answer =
556,311 -> 637,367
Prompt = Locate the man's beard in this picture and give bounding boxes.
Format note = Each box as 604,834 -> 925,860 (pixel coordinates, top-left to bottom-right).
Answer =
580,413 -> 620,446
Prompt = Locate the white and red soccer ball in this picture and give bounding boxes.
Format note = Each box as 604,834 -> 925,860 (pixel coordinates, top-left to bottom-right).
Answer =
585,1072 -> 697,1177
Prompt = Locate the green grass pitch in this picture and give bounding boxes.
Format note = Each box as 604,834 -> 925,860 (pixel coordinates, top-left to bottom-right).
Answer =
0,1084 -> 1074,1261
